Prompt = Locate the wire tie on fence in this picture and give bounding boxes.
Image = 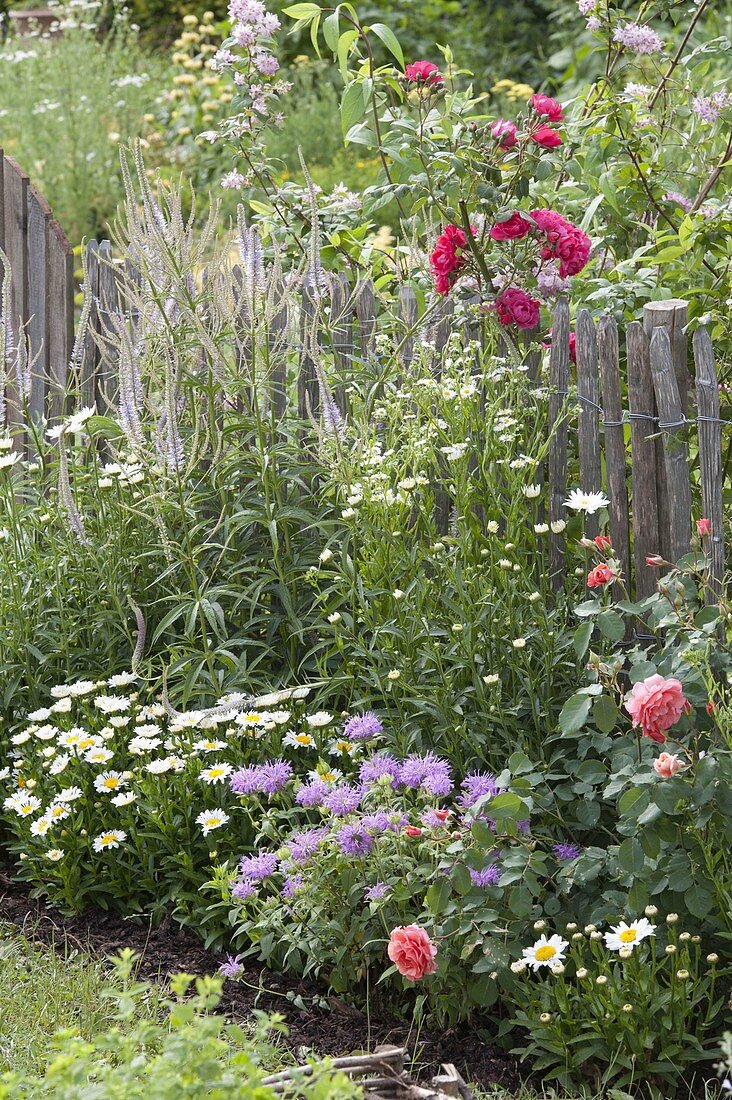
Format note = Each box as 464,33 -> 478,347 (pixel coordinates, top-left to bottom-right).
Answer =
657,418 -> 686,430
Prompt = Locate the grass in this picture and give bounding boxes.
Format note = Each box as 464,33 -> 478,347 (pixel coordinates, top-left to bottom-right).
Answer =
0,920 -> 162,1075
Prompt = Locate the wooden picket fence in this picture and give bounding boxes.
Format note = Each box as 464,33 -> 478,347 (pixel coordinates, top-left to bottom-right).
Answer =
0,150 -> 726,601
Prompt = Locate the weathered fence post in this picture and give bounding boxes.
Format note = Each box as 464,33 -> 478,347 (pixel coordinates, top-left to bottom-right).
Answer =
548,297 -> 570,590
575,309 -> 602,541
693,327 -> 725,601
626,322 -> 660,599
649,326 -> 691,564
597,316 -> 631,589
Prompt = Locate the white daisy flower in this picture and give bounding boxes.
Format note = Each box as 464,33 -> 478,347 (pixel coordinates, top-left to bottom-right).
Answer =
200,762 -> 233,785
47,803 -> 70,822
283,731 -> 317,750
11,731 -> 31,745
13,795 -> 42,817
45,849 -> 65,861
111,791 -> 137,807
75,735 -> 103,755
27,707 -> 52,722
196,808 -> 229,835
66,680 -> 97,698
34,725 -> 58,741
522,934 -> 569,971
85,747 -> 114,765
50,697 -> 73,714
30,815 -> 53,837
108,716 -> 131,728
146,758 -> 174,774
192,738 -> 227,753
604,918 -> 656,953
92,829 -> 126,852
54,786 -> 83,803
108,672 -> 137,688
522,484 -> 542,498
137,704 -> 165,720
0,767 -> 10,781
128,736 -> 161,755
307,767 -> 342,784
234,712 -> 264,728
306,711 -> 334,729
564,489 -> 610,515
328,738 -> 358,757
49,754 -> 70,775
94,695 -> 131,714
57,728 -> 86,749
93,771 -> 126,794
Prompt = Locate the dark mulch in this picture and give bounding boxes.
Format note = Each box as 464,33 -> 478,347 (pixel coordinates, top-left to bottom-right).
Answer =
0,869 -> 522,1094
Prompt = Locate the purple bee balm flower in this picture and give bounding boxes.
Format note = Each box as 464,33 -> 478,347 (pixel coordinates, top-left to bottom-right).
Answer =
280,872 -> 304,899
554,841 -> 582,861
399,752 -> 453,796
469,863 -> 501,888
232,880 -> 259,901
459,771 -> 501,809
323,783 -> 362,816
364,881 -> 392,902
259,758 -> 292,794
362,810 -> 407,835
230,765 -> 263,795
218,954 -> 243,978
359,753 -> 401,787
518,819 -> 531,834
344,712 -> 383,741
296,778 -> 329,807
337,822 -> 374,857
289,826 -> 329,864
239,851 -> 279,881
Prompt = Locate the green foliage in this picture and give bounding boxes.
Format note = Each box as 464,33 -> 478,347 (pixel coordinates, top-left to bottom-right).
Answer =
0,948 -> 358,1100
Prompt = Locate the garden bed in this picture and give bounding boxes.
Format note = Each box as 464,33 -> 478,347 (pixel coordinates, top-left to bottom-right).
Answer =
0,866 -> 522,1095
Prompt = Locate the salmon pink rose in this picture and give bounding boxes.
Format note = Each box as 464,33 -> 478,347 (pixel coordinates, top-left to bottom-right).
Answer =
594,534 -> 612,551
587,563 -> 613,588
625,674 -> 687,743
653,752 -> 682,778
388,924 -> 438,981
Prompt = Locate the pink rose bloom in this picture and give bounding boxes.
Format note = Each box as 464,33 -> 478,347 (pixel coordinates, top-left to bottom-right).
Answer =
625,674 -> 687,744
491,119 -> 517,149
388,924 -> 438,981
530,93 -> 564,121
696,517 -> 712,537
653,752 -> 682,779
494,288 -> 540,329
405,60 -> 443,86
489,211 -> 533,241
587,563 -> 613,588
531,124 -> 563,148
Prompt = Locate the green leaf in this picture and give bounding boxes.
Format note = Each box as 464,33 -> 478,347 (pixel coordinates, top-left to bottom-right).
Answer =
322,10 -> 340,52
618,786 -> 649,818
558,693 -> 592,736
597,610 -> 625,642
282,3 -> 322,18
573,620 -> 594,659
424,878 -> 452,915
618,837 -> 645,876
340,81 -> 367,135
489,792 -> 525,820
684,885 -> 713,918
368,22 -> 404,66
592,695 -> 618,735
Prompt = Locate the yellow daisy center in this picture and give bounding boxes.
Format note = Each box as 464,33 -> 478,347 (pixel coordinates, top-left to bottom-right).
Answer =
99,834 -> 117,846
103,778 -> 120,789
620,929 -> 637,943
296,734 -> 312,744
321,772 -> 337,782
535,945 -> 557,962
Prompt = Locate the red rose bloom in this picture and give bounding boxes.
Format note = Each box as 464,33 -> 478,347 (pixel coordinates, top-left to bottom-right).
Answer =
531,209 -> 592,278
489,211 -> 533,241
430,224 -> 473,295
531,124 -> 563,148
594,534 -> 612,551
494,288 -> 540,329
530,93 -> 564,121
587,563 -> 614,588
490,118 -> 517,149
405,60 -> 443,86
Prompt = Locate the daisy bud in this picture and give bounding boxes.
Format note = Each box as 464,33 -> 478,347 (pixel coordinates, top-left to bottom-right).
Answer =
665,944 -> 677,955
576,968 -> 588,979
572,932 -> 584,941
550,963 -> 565,975
692,935 -> 701,943
666,913 -> 679,924
584,924 -> 597,934
644,905 -> 658,917
590,931 -> 603,941
676,969 -> 690,980
622,1003 -> 633,1013
533,920 -> 547,931
510,960 -> 527,974
679,932 -> 691,942
566,922 -> 578,932
619,947 -> 632,959
707,953 -> 719,964
539,1012 -> 552,1023
595,975 -> 608,985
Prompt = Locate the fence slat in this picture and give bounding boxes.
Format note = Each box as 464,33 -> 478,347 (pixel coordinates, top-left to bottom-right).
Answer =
650,326 -> 691,564
26,187 -> 50,447
329,272 -> 352,416
46,218 -> 73,425
354,278 -> 376,361
81,241 -> 100,409
398,283 -> 418,371
269,283 -> 288,422
3,156 -> 29,443
0,152 -> 5,253
298,282 -> 320,422
548,297 -> 570,590
597,316 -> 631,588
576,309 -> 602,541
693,327 -> 724,601
626,322 -> 659,599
